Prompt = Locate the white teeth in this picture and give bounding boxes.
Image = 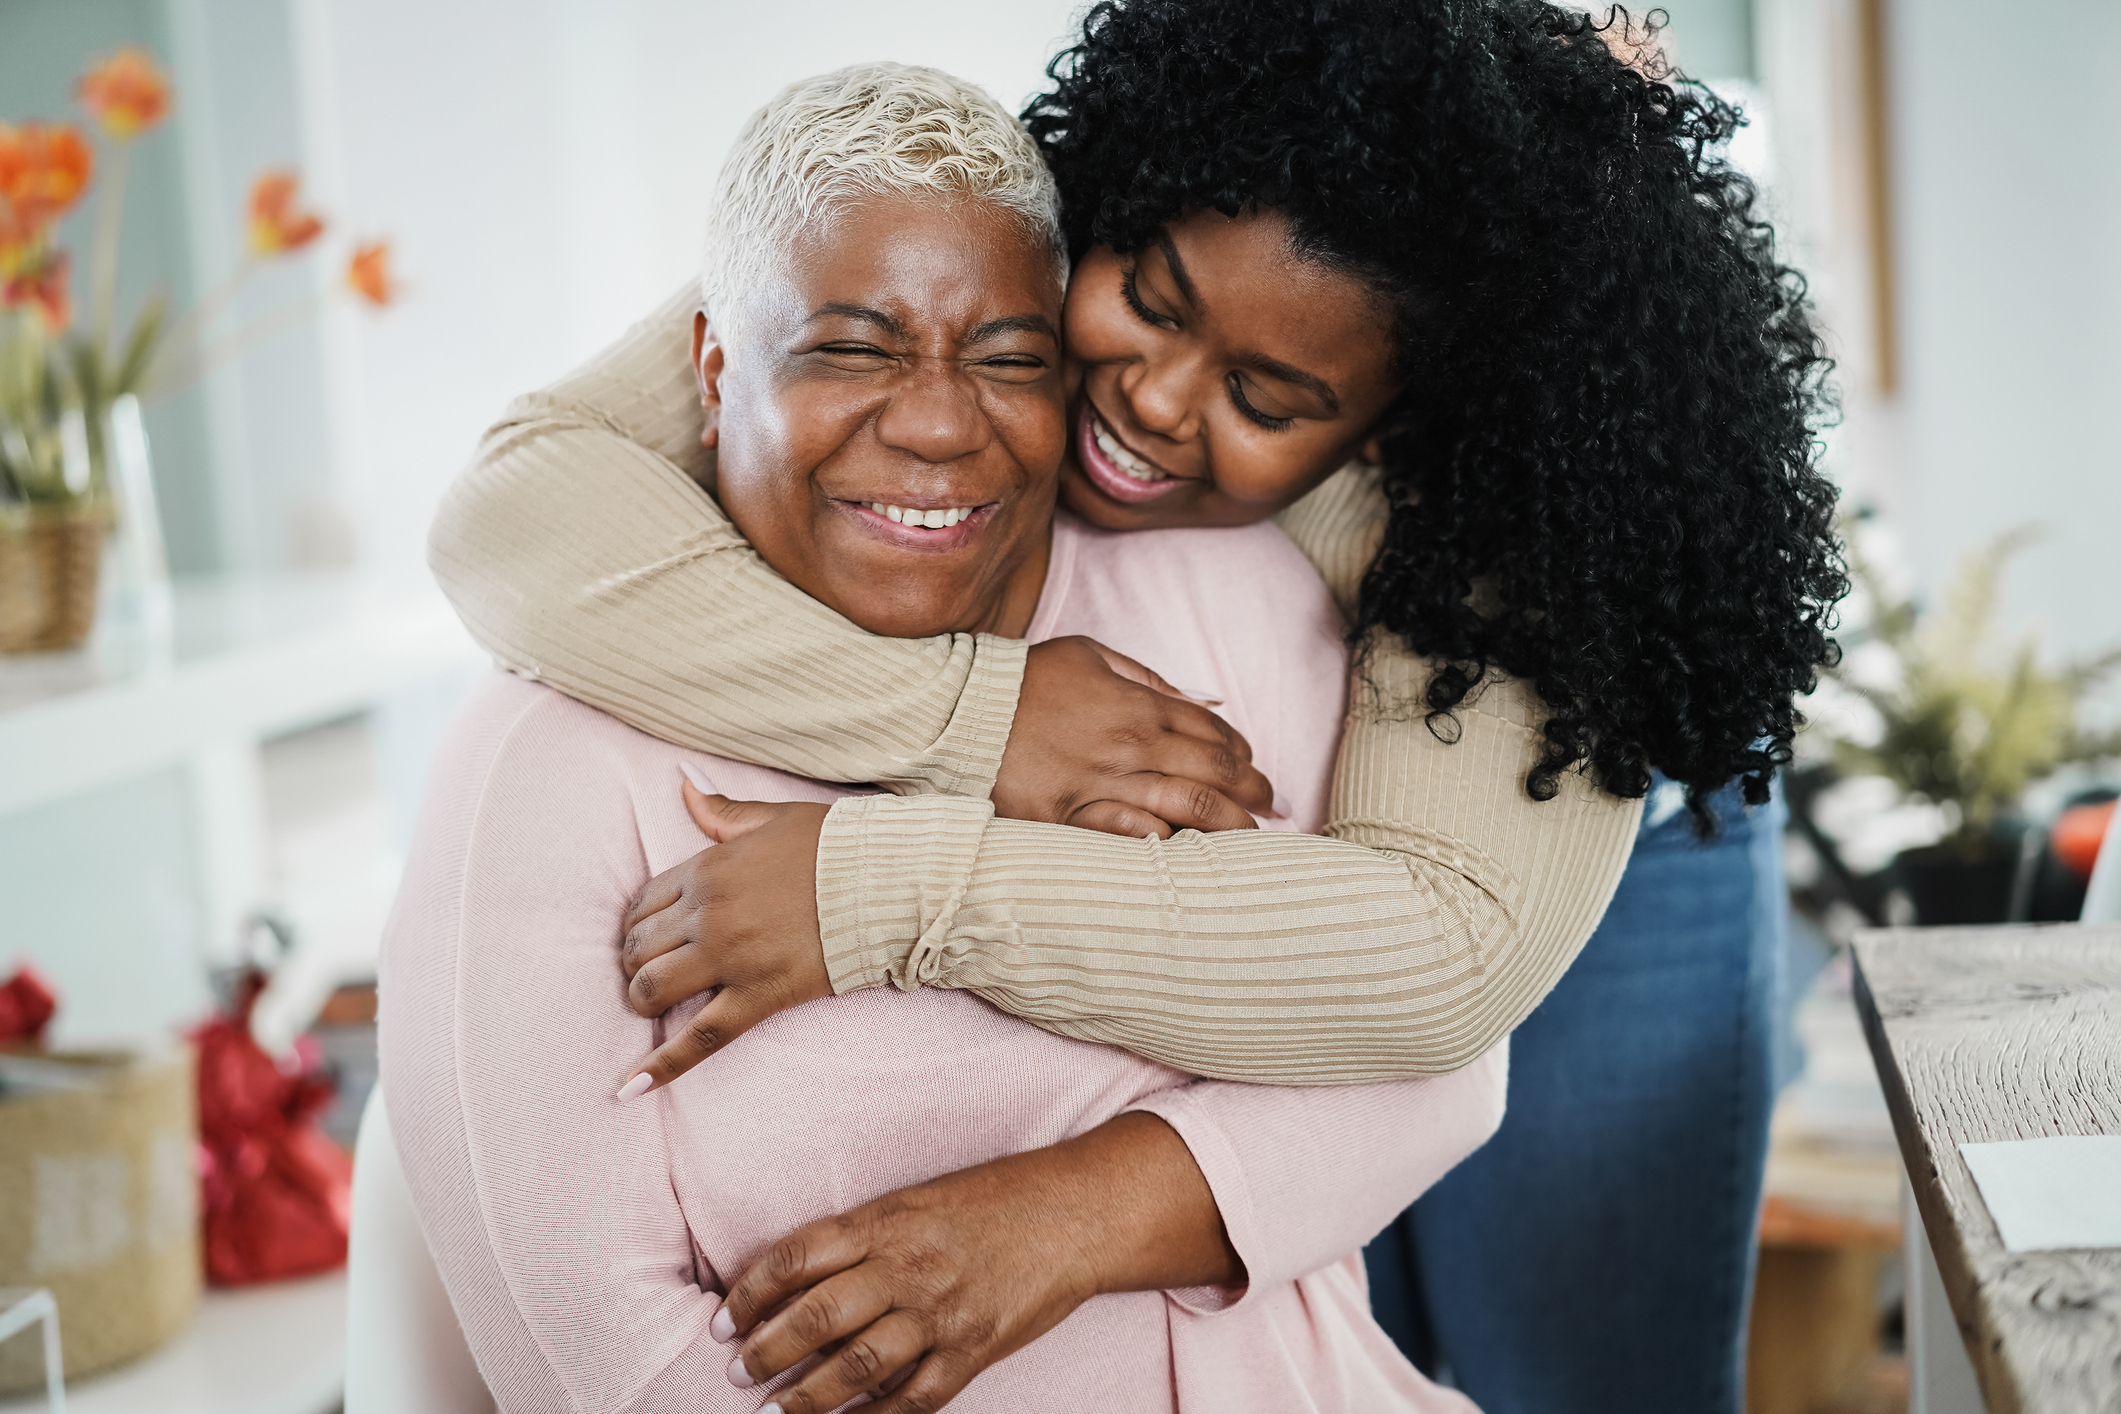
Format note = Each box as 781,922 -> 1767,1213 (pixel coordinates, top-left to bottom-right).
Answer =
867,503 -> 975,528
1092,419 -> 1167,482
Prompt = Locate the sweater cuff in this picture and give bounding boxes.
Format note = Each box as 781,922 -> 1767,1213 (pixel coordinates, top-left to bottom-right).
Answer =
1122,1088 -> 1257,1316
815,794 -> 996,995
912,634 -> 1026,799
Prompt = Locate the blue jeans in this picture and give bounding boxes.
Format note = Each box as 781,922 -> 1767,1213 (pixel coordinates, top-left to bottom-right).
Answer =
1365,780 -> 1787,1414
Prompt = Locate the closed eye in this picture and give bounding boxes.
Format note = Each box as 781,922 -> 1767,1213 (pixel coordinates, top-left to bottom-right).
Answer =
970,352 -> 1051,384
1121,265 -> 1175,330
1228,375 -> 1294,432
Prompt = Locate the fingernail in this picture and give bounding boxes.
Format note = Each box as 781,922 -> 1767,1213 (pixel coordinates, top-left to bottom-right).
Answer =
726,1356 -> 755,1390
614,1073 -> 654,1103
1270,792 -> 1292,819
680,760 -> 715,793
710,1306 -> 736,1342
760,1405 -> 785,1414
1177,685 -> 1224,706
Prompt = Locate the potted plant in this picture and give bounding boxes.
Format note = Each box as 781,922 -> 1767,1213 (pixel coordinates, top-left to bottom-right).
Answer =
0,47 -> 395,653
1826,521 -> 2121,925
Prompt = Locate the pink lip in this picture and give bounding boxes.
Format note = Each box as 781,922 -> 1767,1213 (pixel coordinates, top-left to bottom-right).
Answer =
1074,404 -> 1186,505
840,500 -> 996,552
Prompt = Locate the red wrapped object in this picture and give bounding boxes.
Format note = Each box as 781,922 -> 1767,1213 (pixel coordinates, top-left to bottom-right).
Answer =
2055,800 -> 2117,880
190,969 -> 352,1285
0,962 -> 58,1046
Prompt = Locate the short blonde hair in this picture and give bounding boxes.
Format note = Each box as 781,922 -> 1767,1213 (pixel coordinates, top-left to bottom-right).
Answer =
702,62 -> 1065,348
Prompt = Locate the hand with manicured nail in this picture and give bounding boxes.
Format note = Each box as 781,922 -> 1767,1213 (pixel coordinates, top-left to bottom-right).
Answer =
614,776 -> 833,1100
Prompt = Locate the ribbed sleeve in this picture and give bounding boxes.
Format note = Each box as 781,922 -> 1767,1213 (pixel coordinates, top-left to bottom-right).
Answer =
813,661 -> 1638,1082
428,284 -> 1026,798
432,283 -> 1644,1084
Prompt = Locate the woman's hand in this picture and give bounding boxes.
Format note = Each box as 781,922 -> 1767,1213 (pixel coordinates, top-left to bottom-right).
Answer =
714,1112 -> 1240,1414
994,636 -> 1277,838
615,782 -> 833,1098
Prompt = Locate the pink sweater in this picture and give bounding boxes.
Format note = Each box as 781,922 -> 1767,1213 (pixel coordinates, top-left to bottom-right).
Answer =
382,512 -> 1502,1413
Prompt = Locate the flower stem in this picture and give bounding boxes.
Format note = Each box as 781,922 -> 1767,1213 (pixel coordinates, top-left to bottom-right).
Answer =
150,290 -> 324,400
149,257 -> 258,391
88,140 -> 132,357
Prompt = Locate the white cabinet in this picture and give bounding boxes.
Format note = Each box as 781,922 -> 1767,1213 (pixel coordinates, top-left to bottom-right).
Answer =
0,573 -> 483,1042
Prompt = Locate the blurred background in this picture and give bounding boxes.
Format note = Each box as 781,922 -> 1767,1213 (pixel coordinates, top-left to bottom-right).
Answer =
0,1 -> 2115,1411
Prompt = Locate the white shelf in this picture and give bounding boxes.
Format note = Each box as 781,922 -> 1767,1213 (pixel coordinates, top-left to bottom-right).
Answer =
0,573 -> 483,818
0,573 -> 486,1012
0,1272 -> 345,1414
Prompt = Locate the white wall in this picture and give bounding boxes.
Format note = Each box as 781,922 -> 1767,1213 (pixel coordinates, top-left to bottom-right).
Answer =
1885,0 -> 2121,675
287,0 -> 1088,581
201,0 -> 2121,699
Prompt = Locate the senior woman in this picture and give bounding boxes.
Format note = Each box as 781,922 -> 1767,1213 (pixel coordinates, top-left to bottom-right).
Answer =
385,65 -> 1501,1414
432,6 -> 1843,1409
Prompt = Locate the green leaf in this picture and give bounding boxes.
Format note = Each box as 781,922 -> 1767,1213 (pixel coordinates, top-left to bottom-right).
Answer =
114,293 -> 168,396
1823,519 -> 2116,837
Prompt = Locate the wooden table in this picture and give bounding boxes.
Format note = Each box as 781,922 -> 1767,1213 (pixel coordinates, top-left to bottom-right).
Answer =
1853,925 -> 2121,1413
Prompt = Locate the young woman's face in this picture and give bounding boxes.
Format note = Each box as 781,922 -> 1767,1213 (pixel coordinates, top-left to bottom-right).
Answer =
1060,206 -> 1402,530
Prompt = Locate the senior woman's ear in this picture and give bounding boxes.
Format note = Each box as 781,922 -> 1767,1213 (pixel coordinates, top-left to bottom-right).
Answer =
691,309 -> 727,451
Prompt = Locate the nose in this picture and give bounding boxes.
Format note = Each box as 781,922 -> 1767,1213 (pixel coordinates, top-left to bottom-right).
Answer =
1119,345 -> 1207,445
874,359 -> 990,464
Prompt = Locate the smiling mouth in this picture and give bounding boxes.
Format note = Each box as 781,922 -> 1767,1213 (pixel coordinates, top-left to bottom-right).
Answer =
866,502 -> 979,528
1076,403 -> 1187,504
842,499 -> 998,545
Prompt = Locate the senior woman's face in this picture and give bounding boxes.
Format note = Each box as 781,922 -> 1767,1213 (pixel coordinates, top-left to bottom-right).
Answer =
1059,206 -> 1402,531
697,195 -> 1066,639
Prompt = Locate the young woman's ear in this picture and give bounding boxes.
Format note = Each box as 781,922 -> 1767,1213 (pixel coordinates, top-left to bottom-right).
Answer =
1361,434 -> 1385,467
692,309 -> 727,450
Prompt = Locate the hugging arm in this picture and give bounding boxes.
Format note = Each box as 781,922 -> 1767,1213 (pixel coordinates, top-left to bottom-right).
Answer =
436,287 -> 1643,1085
718,1048 -> 1511,1413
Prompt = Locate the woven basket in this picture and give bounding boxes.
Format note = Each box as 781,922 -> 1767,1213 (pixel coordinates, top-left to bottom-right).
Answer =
0,507 -> 105,654
0,519 -> 36,653
0,1046 -> 202,1393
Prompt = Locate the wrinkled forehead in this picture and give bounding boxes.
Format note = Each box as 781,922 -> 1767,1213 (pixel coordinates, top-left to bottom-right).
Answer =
728,192 -> 1066,347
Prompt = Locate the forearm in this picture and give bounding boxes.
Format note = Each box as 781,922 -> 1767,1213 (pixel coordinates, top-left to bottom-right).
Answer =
1039,1111 -> 1242,1295
815,700 -> 1641,1084
1128,1044 -> 1508,1306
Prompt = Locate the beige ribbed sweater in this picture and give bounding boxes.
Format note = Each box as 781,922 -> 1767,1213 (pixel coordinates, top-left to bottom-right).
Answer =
428,285 -> 1643,1084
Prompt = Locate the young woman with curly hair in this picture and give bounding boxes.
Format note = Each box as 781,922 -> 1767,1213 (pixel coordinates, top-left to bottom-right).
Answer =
425,2 -> 1842,1409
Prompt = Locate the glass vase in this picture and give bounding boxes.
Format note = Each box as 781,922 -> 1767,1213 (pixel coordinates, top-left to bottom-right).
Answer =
0,394 -> 169,656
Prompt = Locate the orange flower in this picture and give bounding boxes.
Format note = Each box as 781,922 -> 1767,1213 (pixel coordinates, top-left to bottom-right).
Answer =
247,170 -> 324,257
2,247 -> 73,333
0,123 -> 95,231
0,206 -> 40,273
77,48 -> 173,140
345,241 -> 395,306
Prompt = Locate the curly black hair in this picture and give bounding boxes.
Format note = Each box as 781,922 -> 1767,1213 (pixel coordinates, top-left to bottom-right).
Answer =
1024,0 -> 1846,826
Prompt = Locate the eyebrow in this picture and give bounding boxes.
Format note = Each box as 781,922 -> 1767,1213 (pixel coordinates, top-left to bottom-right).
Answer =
1246,352 -> 1340,415
808,302 -> 906,337
807,305 -> 1056,348
1154,230 -> 1203,309
966,313 -> 1057,345
1158,231 -> 1342,416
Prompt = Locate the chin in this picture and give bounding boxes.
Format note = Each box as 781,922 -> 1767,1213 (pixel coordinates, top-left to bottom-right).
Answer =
833,593 -> 981,641
1059,464 -> 1175,531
